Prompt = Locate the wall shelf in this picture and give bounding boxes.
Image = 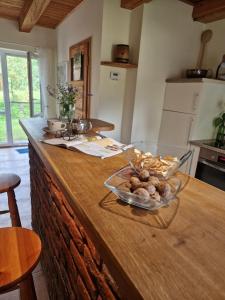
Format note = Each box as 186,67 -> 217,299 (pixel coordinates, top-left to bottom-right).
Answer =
101,61 -> 138,69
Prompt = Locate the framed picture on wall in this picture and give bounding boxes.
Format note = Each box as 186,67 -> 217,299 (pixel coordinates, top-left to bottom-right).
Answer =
71,52 -> 84,81
57,61 -> 69,84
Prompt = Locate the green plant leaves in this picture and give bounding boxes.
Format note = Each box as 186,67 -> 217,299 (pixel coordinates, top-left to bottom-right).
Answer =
214,117 -> 223,127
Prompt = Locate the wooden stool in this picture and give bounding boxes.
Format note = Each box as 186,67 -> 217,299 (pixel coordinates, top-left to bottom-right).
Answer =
0,227 -> 42,300
0,173 -> 21,227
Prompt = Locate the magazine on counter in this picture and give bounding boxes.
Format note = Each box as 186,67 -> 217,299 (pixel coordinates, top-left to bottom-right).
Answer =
41,136 -> 133,159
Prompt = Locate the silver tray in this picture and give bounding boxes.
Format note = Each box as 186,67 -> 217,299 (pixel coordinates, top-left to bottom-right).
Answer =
104,166 -> 181,211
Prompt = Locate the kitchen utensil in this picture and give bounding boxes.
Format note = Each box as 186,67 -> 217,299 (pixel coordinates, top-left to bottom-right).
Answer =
197,29 -> 213,69
186,30 -> 213,79
104,166 -> 181,211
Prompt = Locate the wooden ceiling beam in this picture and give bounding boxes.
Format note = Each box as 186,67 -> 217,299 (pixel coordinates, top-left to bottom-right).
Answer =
19,0 -> 51,32
178,0 -> 195,5
121,0 -> 151,10
193,0 -> 225,23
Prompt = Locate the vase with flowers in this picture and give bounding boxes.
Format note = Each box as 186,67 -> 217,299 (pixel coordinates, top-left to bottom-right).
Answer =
47,83 -> 78,123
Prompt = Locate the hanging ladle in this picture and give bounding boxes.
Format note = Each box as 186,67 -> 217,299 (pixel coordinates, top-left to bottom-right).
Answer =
186,29 -> 213,78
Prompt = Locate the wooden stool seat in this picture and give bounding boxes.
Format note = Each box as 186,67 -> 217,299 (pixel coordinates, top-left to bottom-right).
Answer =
0,227 -> 41,298
0,173 -> 21,193
0,173 -> 21,226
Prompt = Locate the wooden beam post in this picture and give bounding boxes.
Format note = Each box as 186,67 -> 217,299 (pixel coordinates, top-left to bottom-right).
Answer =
193,0 -> 225,23
178,0 -> 195,5
121,0 -> 151,10
19,0 -> 51,32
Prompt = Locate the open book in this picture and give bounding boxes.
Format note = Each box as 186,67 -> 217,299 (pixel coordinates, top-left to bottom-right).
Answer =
41,136 -> 132,159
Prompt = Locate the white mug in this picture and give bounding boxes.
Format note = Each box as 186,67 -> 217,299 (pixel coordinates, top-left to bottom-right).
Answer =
47,119 -> 67,131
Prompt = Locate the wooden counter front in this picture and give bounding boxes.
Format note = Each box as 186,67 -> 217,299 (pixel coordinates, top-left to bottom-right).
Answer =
21,118 -> 225,300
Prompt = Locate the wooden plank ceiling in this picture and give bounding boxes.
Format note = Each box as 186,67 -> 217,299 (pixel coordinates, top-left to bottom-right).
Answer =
179,0 -> 225,23
0,0 -> 150,32
121,0 -> 151,10
0,0 -> 84,32
0,0 -> 224,32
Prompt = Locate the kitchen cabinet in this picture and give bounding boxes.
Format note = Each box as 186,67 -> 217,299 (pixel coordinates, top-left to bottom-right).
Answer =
158,78 -> 225,173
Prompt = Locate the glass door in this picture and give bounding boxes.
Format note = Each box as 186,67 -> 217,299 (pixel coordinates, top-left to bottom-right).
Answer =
28,52 -> 42,117
7,54 -> 30,143
0,58 -> 8,145
0,49 -> 42,146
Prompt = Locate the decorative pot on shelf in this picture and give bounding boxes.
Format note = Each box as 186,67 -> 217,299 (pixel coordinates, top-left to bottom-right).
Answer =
114,44 -> 129,63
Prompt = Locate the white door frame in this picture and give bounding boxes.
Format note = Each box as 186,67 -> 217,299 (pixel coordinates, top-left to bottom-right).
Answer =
0,51 -> 13,146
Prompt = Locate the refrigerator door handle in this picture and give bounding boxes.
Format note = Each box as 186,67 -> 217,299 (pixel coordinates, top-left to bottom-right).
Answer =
187,117 -> 194,142
192,93 -> 199,112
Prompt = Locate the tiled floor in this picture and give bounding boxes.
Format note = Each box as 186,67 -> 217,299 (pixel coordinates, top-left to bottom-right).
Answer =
0,147 -> 49,300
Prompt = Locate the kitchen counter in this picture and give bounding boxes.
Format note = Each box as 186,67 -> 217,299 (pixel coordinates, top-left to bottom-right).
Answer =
190,139 -> 225,155
21,118 -> 225,300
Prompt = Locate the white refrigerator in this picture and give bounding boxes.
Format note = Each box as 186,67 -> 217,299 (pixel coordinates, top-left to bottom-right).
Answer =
157,79 -> 225,173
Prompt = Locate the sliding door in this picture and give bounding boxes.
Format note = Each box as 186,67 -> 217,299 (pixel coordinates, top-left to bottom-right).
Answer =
0,58 -> 8,144
0,50 -> 42,146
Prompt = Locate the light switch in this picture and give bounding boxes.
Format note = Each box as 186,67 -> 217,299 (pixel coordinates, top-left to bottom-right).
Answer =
110,71 -> 120,80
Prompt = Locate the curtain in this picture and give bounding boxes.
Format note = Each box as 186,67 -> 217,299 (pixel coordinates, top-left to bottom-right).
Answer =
37,47 -> 57,118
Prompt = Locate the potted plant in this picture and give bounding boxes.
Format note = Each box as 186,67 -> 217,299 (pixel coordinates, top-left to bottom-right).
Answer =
214,112 -> 225,147
47,83 -> 78,122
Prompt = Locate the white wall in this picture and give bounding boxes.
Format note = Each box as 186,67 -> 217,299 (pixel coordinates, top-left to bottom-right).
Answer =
0,19 -> 56,49
57,0 -> 104,118
131,0 -> 204,153
98,0 -> 130,141
98,0 -> 131,140
121,5 -> 143,144
100,0 -> 130,61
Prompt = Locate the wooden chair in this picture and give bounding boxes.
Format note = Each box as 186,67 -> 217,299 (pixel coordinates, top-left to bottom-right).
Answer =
0,173 -> 21,227
0,227 -> 42,299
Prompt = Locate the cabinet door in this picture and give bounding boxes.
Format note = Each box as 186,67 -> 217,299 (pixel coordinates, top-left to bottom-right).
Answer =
163,83 -> 202,114
158,110 -> 195,147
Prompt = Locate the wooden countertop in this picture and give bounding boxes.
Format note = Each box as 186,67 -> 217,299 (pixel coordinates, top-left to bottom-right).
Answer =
190,139 -> 225,155
88,118 -> 114,132
20,118 -> 225,300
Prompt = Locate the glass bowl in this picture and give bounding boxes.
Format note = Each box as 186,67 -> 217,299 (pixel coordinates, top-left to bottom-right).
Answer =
104,166 -> 182,211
